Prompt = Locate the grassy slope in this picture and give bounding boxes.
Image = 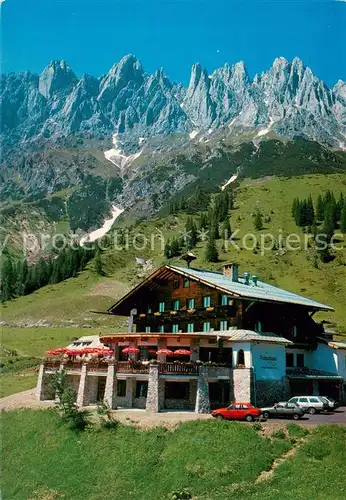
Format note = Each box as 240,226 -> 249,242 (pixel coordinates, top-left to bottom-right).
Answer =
2,411 -> 346,500
1,173 -> 345,397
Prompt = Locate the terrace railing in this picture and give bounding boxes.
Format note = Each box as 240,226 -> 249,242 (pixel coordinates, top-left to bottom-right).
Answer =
87,362 -> 108,372
158,362 -> 198,375
44,360 -> 61,370
116,361 -> 150,374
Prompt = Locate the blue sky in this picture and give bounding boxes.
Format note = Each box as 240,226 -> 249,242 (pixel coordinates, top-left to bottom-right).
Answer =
2,0 -> 345,87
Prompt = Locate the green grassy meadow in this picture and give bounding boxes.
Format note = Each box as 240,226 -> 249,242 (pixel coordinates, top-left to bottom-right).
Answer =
2,410 -> 346,500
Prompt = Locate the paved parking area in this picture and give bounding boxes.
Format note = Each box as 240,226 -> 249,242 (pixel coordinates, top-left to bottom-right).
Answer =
266,407 -> 346,425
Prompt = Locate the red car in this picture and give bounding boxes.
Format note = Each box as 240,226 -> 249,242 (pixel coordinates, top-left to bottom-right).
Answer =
212,402 -> 261,422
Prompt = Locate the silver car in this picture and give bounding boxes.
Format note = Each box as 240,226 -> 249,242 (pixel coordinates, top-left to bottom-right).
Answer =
260,402 -> 305,420
288,396 -> 329,414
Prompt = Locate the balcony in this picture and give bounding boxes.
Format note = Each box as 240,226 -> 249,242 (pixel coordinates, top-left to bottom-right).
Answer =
87,362 -> 108,372
116,361 -> 150,374
159,362 -> 198,375
44,360 -> 61,370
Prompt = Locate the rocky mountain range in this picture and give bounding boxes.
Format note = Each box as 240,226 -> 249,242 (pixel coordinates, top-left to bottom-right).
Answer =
1,55 -> 346,154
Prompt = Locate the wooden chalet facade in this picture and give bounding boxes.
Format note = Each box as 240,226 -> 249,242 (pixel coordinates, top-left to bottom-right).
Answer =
37,263 -> 346,411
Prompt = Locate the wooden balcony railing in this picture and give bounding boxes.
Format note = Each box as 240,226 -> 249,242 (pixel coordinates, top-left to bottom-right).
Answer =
158,362 -> 198,375
44,360 -> 61,370
116,361 -> 150,374
87,362 -> 108,372
63,361 -> 83,371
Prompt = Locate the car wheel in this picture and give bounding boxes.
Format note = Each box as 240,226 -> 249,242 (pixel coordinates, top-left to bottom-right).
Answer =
262,411 -> 270,419
215,414 -> 224,420
308,407 -> 316,415
245,414 -> 253,422
293,413 -> 300,420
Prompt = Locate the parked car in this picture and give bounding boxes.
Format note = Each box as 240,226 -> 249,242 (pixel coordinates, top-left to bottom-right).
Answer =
212,402 -> 261,422
260,402 -> 305,420
319,396 -> 340,411
288,396 -> 329,414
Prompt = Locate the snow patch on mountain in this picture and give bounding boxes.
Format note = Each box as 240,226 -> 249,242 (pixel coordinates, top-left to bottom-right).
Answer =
189,130 -> 198,140
80,206 -> 124,244
221,173 -> 238,191
104,133 -> 142,168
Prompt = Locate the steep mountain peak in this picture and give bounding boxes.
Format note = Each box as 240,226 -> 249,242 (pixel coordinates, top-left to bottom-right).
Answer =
273,56 -> 289,68
38,60 -> 77,99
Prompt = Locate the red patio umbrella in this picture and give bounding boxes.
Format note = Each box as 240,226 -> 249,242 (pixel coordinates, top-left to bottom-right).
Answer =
45,349 -> 62,356
173,349 -> 192,356
122,347 -> 140,354
148,349 -> 157,354
157,348 -> 174,356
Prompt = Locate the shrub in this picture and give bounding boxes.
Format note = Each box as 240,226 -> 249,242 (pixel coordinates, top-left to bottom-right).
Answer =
272,428 -> 286,440
171,489 -> 192,500
287,424 -> 309,440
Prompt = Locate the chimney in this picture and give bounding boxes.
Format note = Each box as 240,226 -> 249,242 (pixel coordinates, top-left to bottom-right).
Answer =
252,275 -> 258,286
244,272 -> 250,285
222,263 -> 239,282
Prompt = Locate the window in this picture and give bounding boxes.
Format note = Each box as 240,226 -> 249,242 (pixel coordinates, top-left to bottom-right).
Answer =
172,324 -> 179,333
187,323 -> 194,333
165,382 -> 190,400
203,296 -> 211,307
299,397 -> 308,403
241,404 -> 249,409
256,320 -> 262,333
183,279 -> 190,288
159,325 -> 165,333
309,397 -> 319,403
293,325 -> 297,338
187,298 -> 195,309
290,397 -> 298,404
237,349 -> 245,366
220,320 -> 228,331
203,321 -> 210,332
136,381 -> 148,398
159,301 -> 165,312
286,352 -> 294,368
173,280 -> 179,289
221,294 -> 229,306
117,380 -> 126,397
172,299 -> 180,311
296,353 -> 305,367
145,326 -> 151,333
147,305 -> 152,313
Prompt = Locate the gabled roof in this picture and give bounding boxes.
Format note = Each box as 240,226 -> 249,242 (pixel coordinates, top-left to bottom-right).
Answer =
168,266 -> 333,311
108,264 -> 334,315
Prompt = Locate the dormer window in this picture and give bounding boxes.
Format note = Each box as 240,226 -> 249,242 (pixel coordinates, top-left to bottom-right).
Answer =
158,301 -> 165,313
173,280 -> 179,289
147,305 -> 152,314
183,279 -> 190,288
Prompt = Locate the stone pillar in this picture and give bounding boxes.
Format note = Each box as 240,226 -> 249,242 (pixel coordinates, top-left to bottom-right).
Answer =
36,363 -> 45,400
195,366 -> 210,414
233,368 -> 252,403
146,364 -> 164,412
76,363 -> 88,407
190,339 -> 200,362
104,363 -> 117,409
125,378 -> 135,408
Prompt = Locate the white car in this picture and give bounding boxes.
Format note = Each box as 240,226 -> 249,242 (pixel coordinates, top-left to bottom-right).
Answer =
288,396 -> 329,414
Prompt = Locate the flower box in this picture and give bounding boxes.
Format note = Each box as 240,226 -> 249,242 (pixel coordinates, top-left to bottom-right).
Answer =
206,306 -> 214,312
170,310 -> 178,315
154,312 -> 161,317
139,313 -> 147,318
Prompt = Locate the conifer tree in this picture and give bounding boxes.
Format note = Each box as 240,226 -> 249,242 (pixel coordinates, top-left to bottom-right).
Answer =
164,239 -> 171,259
94,247 -> 103,275
221,218 -> 232,240
1,256 -> 15,302
254,211 -> 264,231
316,195 -> 324,222
205,237 -> 219,263
341,203 -> 346,234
